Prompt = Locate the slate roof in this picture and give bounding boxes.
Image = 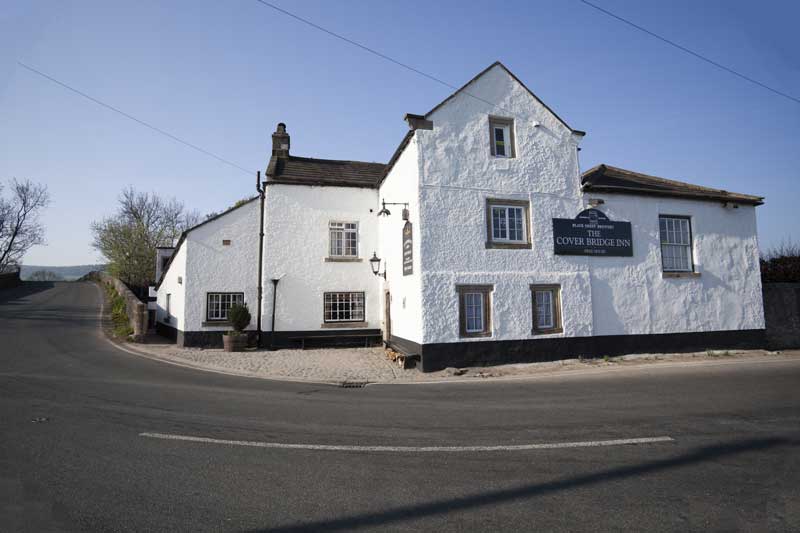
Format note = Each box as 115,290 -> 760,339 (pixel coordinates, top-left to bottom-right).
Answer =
266,155 -> 386,188
582,164 -> 763,206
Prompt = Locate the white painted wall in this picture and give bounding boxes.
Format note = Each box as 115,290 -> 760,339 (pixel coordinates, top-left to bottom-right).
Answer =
377,135 -> 424,344
156,62 -> 764,350
415,63 -> 590,344
412,63 -> 763,345
182,198 -> 261,332
262,184 -> 380,332
156,240 -> 187,330
587,194 -> 765,336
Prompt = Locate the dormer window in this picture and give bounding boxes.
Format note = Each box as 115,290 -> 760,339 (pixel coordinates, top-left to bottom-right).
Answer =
489,117 -> 515,158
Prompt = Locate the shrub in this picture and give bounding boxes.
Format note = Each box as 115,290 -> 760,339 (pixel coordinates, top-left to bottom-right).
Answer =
761,241 -> 800,283
227,303 -> 251,333
105,281 -> 133,338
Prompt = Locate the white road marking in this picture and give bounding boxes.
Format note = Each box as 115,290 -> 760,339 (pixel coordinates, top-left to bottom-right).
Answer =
139,432 -> 674,452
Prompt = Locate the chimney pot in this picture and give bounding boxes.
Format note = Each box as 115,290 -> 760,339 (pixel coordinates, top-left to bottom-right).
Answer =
272,122 -> 290,158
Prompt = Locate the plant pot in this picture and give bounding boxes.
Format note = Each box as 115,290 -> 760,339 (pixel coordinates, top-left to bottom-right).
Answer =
223,332 -> 247,352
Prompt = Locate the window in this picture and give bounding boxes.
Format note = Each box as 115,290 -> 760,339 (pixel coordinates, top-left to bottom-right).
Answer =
324,292 -> 365,323
165,293 -> 171,323
530,284 -> 562,334
659,216 -> 693,272
457,285 -> 493,338
206,292 -> 244,321
329,222 -> 358,258
485,198 -> 531,249
489,117 -> 515,158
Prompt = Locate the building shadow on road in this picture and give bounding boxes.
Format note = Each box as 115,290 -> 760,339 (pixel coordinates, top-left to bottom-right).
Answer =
248,437 -> 796,533
0,282 -> 55,305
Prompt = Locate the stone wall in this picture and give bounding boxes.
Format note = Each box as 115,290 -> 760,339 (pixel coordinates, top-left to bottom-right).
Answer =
92,272 -> 148,342
763,283 -> 800,349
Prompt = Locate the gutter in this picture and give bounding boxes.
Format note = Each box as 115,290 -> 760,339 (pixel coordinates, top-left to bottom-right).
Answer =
256,171 -> 266,347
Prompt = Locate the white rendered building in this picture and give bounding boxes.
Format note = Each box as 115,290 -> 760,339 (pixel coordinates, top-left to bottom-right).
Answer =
156,62 -> 765,371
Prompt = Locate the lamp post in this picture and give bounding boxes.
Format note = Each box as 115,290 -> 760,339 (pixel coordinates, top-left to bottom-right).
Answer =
377,199 -> 409,220
369,252 -> 386,279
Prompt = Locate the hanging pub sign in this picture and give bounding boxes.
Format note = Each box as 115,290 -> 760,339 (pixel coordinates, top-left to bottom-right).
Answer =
552,208 -> 633,256
402,221 -> 413,275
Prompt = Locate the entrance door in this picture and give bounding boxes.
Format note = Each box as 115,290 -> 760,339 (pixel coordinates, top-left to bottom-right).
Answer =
383,290 -> 391,343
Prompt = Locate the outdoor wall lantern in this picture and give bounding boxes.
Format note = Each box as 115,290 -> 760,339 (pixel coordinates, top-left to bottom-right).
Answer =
369,252 -> 386,279
377,199 -> 410,220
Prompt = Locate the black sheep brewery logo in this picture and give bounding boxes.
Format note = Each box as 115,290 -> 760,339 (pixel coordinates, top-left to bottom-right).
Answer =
552,208 -> 633,256
402,221 -> 413,276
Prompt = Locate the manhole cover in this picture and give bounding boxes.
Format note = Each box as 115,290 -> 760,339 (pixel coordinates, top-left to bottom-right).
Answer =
31,417 -> 49,423
339,381 -> 368,389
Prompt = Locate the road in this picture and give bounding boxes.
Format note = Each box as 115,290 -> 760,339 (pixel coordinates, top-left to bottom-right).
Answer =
1,281 -> 798,531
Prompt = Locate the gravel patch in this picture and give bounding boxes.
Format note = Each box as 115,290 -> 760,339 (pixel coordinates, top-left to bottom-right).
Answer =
127,340 -> 796,385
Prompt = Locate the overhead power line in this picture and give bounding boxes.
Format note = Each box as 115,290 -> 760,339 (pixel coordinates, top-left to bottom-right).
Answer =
16,61 -> 253,175
578,0 -> 800,105
252,0 -> 525,121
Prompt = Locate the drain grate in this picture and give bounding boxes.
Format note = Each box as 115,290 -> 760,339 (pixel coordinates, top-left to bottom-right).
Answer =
339,381 -> 368,389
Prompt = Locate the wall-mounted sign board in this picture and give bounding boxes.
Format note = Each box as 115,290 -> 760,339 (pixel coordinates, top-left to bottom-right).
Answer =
553,208 -> 633,256
402,221 -> 413,276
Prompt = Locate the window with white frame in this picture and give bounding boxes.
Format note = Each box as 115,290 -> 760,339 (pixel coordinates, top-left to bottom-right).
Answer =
489,117 -> 515,158
206,292 -> 244,321
329,222 -> 358,258
486,199 -> 531,248
457,285 -> 492,338
465,293 -> 484,333
531,284 -> 562,334
659,216 -> 693,272
324,292 -> 365,323
492,205 -> 526,242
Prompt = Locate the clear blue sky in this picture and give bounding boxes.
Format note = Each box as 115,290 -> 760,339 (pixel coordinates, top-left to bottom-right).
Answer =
1,0 -> 797,266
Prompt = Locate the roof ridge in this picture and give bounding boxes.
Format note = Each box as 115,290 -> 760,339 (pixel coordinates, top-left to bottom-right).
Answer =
288,154 -> 386,166
582,164 -> 763,204
600,165 -> 730,194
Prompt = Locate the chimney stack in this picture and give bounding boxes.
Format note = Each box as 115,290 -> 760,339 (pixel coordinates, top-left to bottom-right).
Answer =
272,122 -> 290,158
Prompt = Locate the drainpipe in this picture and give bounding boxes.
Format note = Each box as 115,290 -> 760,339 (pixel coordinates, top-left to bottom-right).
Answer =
256,171 -> 266,347
270,278 -> 280,349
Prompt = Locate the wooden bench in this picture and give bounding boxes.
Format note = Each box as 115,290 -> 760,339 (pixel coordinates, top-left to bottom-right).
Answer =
288,334 -> 382,350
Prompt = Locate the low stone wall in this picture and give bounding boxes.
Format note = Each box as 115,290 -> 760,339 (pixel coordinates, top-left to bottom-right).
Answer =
89,271 -> 148,342
0,270 -> 21,289
763,283 -> 800,349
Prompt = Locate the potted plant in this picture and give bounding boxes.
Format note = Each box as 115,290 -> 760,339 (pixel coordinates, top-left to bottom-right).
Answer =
223,303 -> 251,352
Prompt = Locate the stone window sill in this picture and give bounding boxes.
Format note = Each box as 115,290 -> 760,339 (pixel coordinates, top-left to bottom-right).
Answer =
662,271 -> 701,279
321,321 -> 368,329
485,241 -> 532,250
324,257 -> 363,262
202,320 -> 232,327
459,332 -> 493,339
532,327 -> 563,335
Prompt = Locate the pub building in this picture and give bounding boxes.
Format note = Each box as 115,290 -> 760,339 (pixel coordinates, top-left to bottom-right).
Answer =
155,62 -> 765,371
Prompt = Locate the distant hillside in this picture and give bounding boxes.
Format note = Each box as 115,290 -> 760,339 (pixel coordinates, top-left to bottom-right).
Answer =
20,264 -> 107,281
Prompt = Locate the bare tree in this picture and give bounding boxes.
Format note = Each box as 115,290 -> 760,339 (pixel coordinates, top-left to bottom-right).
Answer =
0,179 -> 50,272
91,188 -> 199,288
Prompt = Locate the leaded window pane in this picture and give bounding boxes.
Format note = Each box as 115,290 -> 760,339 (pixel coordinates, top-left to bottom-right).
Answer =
323,292 -> 365,322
